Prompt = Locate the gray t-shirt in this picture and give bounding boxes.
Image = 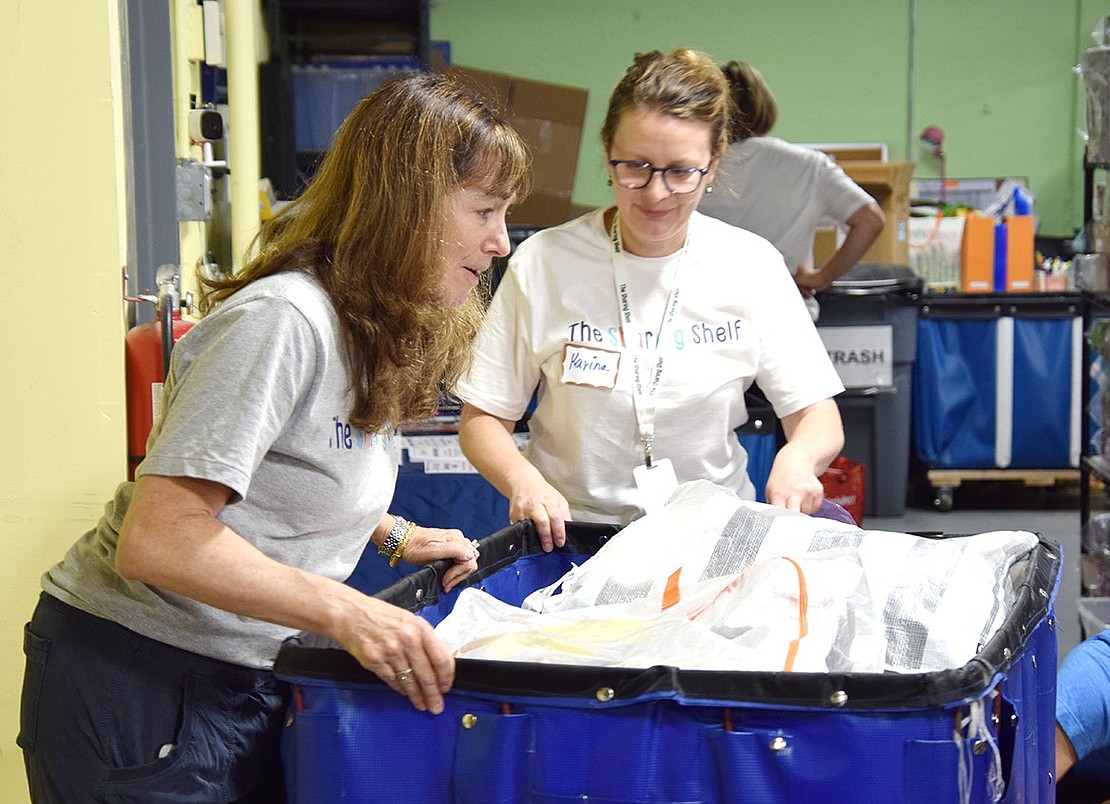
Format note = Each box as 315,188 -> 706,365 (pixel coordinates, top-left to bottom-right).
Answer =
699,136 -> 874,272
43,272 -> 398,668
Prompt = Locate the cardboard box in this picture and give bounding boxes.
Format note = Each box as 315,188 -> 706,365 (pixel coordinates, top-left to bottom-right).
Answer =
446,65 -> 588,228
813,160 -> 914,267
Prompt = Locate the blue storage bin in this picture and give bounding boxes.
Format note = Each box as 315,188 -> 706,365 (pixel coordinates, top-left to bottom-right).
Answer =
914,316 -> 999,468
293,60 -> 422,152
738,431 -> 774,503
279,520 -> 1061,803
914,297 -> 1082,470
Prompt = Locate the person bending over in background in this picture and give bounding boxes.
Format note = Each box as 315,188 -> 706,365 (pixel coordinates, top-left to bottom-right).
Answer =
456,48 -> 844,551
18,71 -> 530,803
699,59 -> 885,320
1056,630 -> 1110,802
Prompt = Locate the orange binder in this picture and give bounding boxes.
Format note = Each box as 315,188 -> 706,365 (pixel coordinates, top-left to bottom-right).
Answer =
960,213 -> 995,293
1005,215 -> 1035,292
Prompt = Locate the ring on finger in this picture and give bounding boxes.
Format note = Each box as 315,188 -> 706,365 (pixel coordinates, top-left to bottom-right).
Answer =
395,667 -> 414,684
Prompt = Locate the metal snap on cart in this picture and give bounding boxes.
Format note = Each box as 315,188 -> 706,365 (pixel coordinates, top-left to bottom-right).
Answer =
276,520 -> 1061,803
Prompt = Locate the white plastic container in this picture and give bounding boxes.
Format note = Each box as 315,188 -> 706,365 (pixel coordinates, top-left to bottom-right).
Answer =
1078,596 -> 1110,640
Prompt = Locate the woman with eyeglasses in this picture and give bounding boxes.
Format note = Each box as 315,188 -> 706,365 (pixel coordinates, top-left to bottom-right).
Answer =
456,49 -> 844,549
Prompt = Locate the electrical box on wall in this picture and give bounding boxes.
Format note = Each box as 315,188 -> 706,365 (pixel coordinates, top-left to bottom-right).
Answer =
176,159 -> 213,221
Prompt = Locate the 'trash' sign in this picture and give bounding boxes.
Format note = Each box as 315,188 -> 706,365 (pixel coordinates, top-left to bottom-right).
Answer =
817,325 -> 894,390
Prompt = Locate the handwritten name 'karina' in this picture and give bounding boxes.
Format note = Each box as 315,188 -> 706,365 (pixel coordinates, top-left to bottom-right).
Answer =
567,350 -> 613,373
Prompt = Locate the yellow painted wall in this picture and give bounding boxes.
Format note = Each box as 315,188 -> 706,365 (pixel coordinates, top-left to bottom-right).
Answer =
0,1 -> 260,796
0,0 -> 127,799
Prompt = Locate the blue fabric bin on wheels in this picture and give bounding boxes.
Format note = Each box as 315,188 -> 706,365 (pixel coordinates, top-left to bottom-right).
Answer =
275,520 -> 1061,803
913,294 -> 1082,473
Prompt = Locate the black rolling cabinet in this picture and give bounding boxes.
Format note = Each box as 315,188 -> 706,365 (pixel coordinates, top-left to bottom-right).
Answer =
260,0 -> 431,199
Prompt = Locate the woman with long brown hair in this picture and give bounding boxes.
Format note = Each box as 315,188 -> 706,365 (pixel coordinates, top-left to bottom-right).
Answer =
20,71 -> 530,802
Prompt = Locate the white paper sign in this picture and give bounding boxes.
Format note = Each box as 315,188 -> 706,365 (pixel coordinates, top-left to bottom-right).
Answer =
398,433 -> 530,474
817,325 -> 893,389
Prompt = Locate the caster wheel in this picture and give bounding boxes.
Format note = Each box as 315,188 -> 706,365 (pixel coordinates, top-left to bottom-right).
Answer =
932,487 -> 954,512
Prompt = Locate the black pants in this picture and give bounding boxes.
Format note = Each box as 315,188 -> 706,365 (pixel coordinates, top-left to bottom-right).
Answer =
19,593 -> 289,803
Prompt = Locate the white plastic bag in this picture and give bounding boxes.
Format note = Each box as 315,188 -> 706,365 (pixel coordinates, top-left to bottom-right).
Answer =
438,480 -> 1038,673
437,548 -> 886,673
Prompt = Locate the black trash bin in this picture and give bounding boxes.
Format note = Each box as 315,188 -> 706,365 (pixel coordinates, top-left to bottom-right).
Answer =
815,263 -> 922,518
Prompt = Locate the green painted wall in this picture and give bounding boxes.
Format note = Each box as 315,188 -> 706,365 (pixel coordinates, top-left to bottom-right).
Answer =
433,0 -> 1103,238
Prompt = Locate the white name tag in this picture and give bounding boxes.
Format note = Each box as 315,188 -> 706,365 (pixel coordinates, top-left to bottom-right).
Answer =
560,343 -> 621,389
633,458 -> 678,516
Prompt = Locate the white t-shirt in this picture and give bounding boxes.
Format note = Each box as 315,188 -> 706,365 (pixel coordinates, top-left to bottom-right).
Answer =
456,209 -> 844,525
699,136 -> 875,273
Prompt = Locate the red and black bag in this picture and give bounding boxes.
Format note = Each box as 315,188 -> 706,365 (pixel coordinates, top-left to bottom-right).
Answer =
819,455 -> 865,526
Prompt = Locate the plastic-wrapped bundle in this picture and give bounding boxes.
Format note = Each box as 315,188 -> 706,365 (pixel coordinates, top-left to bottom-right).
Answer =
436,480 -> 1038,674
1081,46 -> 1110,165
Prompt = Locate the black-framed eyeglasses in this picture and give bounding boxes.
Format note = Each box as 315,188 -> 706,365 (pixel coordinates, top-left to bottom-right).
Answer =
608,160 -> 710,194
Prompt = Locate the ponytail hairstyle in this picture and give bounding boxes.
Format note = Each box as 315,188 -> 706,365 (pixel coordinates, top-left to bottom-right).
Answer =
720,60 -> 778,143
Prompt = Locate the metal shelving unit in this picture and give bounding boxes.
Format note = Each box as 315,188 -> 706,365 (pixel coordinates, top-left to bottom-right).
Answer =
1081,289 -> 1110,527
259,0 -> 431,199
1080,144 -> 1110,527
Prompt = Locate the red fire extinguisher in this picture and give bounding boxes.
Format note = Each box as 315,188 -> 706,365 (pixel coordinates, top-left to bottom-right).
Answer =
124,264 -> 194,479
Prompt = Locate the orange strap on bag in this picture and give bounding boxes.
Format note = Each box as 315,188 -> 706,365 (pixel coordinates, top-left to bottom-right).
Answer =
780,557 -> 809,672
662,567 -> 682,610
664,558 -> 808,672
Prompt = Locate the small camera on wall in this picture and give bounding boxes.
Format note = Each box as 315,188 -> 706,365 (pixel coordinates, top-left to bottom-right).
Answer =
188,108 -> 223,143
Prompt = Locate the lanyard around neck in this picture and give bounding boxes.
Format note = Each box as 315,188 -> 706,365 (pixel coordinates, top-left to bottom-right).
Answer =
609,210 -> 687,466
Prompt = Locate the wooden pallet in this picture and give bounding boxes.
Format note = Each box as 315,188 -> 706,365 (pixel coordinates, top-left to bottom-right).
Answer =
927,468 -> 1079,511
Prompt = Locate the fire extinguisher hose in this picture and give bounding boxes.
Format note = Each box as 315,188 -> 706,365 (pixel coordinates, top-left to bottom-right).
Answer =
160,299 -> 173,383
